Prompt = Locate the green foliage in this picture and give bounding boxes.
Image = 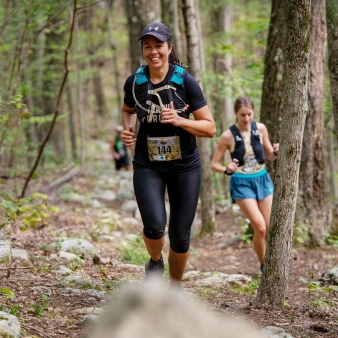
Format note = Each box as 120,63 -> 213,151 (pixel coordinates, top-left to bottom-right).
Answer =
326,234 -> 338,247
299,276 -> 338,309
201,0 -> 270,116
30,294 -> 50,317
0,193 -> 60,230
120,236 -> 149,266
239,221 -> 253,244
230,278 -> 260,295
0,288 -> 15,300
293,221 -> 310,246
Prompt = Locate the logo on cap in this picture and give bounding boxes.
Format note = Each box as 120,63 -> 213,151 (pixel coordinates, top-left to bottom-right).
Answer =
148,26 -> 159,31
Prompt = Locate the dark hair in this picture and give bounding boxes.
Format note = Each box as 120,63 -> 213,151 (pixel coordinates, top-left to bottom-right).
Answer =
234,96 -> 254,113
168,42 -> 181,65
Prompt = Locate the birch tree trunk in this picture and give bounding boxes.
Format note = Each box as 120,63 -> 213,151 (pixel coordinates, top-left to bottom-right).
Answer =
254,0 -> 311,308
297,0 -> 331,246
327,0 -> 338,144
182,0 -> 216,236
259,0 -> 287,180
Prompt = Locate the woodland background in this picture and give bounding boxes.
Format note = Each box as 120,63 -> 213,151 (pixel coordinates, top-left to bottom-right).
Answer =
1,0 -> 338,314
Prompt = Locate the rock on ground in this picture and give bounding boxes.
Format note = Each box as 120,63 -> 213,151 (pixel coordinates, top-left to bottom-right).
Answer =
89,277 -> 261,338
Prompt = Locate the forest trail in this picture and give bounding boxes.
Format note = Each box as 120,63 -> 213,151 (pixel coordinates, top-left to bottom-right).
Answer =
0,140 -> 337,338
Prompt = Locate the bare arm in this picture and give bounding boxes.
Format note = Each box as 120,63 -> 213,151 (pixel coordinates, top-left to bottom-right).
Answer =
161,102 -> 216,138
210,130 -> 238,174
258,122 -> 279,161
121,103 -> 137,147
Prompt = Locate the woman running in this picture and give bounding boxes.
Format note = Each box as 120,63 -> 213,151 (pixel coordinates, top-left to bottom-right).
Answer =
121,22 -> 215,285
210,96 -> 279,272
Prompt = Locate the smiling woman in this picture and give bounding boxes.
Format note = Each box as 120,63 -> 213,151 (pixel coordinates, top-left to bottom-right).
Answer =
119,22 -> 215,287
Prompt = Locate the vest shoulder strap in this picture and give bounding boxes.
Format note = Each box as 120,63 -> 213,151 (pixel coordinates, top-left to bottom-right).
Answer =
135,66 -> 148,85
134,65 -> 185,86
229,124 -> 241,139
171,65 -> 185,86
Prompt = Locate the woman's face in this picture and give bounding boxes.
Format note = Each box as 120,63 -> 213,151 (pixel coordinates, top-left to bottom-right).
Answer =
236,106 -> 254,129
142,36 -> 172,70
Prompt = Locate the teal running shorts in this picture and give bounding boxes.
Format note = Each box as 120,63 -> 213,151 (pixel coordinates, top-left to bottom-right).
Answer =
230,169 -> 274,203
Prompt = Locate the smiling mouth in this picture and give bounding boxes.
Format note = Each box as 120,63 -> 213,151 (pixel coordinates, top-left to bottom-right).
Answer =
150,57 -> 160,61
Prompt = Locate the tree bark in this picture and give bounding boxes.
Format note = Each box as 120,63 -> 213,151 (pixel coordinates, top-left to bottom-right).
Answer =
327,117 -> 337,201
260,0 -> 287,180
42,28 -> 67,163
327,0 -> 338,144
182,0 -> 216,237
161,0 -> 183,58
86,8 -> 107,117
297,0 -> 331,246
66,80 -> 77,160
107,2 -> 122,119
254,0 -> 311,308
124,0 -> 161,73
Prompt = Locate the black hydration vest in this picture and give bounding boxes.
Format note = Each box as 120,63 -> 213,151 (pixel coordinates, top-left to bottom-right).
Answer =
229,121 -> 265,167
132,64 -> 190,123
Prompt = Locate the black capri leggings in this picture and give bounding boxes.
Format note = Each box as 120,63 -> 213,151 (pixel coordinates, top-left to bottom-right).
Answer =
133,166 -> 201,254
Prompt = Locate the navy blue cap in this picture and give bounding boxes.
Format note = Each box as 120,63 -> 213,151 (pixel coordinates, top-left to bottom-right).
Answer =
138,23 -> 171,42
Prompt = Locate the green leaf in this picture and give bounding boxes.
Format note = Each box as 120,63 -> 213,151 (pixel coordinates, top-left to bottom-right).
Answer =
31,193 -> 48,200
329,285 -> 338,292
0,288 -> 15,300
298,277 -> 308,284
19,112 -> 30,118
1,200 -> 12,210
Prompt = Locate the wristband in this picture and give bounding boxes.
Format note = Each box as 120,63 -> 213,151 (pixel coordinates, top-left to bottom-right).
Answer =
273,151 -> 278,157
224,167 -> 233,176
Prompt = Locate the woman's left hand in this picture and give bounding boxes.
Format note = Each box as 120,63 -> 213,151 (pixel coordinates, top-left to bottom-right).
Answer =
161,101 -> 182,126
273,143 -> 279,155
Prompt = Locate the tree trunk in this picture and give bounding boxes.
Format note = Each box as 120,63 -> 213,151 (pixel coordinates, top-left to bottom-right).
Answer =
124,0 -> 161,73
327,0 -> 338,144
210,4 -> 233,199
259,0 -> 287,180
182,0 -> 216,237
255,0 -> 311,308
161,0 -> 183,58
296,0 -> 331,247
86,8 -> 107,117
75,20 -> 86,167
42,28 -> 67,163
327,116 -> 337,201
66,80 -> 77,160
107,2 -> 122,119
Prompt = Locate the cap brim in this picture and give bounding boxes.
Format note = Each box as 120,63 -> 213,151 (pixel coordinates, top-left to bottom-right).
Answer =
138,32 -> 167,42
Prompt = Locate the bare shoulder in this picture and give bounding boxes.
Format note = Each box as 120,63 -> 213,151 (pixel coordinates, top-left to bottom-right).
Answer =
257,122 -> 268,134
219,129 -> 233,147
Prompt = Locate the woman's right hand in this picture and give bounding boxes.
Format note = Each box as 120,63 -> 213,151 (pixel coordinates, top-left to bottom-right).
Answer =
121,125 -> 137,147
226,158 -> 239,174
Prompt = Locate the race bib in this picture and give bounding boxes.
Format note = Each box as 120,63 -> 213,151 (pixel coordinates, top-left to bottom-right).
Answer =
147,136 -> 182,161
242,156 -> 259,173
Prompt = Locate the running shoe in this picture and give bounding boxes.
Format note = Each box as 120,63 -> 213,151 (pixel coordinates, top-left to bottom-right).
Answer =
145,255 -> 164,277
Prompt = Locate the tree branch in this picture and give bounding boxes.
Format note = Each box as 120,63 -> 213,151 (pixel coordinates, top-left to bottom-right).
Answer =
20,0 -> 78,198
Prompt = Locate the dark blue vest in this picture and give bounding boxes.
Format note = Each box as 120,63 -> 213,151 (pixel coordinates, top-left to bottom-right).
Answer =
229,121 -> 265,166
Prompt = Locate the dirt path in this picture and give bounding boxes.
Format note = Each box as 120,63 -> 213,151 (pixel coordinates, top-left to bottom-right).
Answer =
1,145 -> 338,338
